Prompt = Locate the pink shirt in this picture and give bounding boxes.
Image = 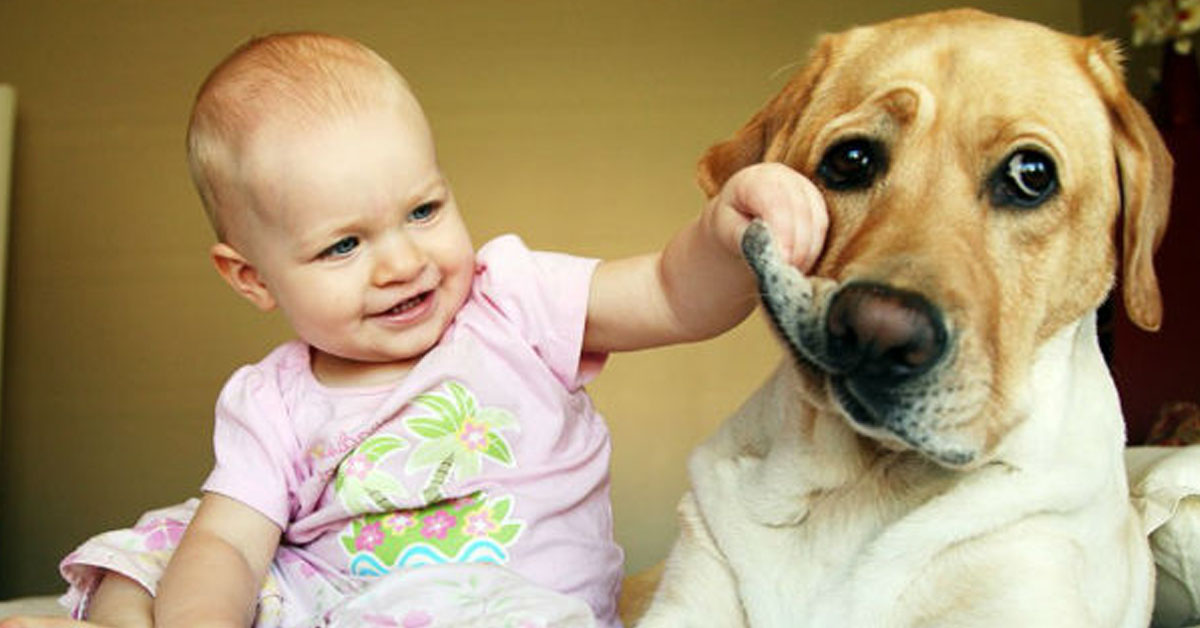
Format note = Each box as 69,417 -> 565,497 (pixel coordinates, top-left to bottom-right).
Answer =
202,235 -> 624,626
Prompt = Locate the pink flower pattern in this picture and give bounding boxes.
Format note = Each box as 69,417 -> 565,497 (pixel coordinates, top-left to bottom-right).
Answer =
355,522 -> 385,551
341,453 -> 374,479
456,419 -> 489,452
135,517 -> 186,551
384,511 -> 417,534
420,511 -> 457,540
463,511 -> 498,538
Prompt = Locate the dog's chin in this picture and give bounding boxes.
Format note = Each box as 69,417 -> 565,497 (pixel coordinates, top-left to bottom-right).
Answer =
830,376 -> 979,469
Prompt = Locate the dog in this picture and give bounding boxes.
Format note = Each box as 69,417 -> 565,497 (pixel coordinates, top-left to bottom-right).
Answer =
634,9 -> 1172,627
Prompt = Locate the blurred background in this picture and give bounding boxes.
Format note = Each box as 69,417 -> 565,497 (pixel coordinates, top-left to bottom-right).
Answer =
0,0 -> 1181,597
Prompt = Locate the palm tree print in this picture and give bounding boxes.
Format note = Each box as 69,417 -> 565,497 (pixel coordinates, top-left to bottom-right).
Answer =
334,434 -> 410,512
404,381 -> 518,501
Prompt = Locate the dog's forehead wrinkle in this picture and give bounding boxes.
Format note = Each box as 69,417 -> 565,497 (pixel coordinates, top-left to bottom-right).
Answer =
824,80 -> 937,129
830,38 -> 1097,135
878,83 -> 937,132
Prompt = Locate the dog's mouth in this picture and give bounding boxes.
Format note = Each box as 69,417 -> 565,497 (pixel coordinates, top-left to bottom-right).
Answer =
829,376 -> 976,467
742,221 -> 977,468
830,376 -> 878,427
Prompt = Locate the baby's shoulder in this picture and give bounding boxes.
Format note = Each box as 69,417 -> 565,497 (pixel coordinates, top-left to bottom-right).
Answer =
475,234 -> 532,272
473,234 -> 592,297
233,340 -> 310,380
219,341 -> 314,405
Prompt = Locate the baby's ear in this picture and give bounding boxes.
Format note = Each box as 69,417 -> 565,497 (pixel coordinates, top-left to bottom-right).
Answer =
211,243 -> 277,311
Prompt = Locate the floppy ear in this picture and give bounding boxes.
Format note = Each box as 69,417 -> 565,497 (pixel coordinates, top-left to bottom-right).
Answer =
1087,38 -> 1173,331
697,35 -> 834,197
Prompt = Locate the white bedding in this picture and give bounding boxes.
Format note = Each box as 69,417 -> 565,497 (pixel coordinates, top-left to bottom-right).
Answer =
1,563 -> 596,626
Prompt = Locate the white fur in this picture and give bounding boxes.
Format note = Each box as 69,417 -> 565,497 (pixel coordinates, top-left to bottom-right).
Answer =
638,314 -> 1154,627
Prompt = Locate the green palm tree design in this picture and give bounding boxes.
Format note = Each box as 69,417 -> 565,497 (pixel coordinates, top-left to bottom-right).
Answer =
334,434 -> 409,512
405,381 -> 518,501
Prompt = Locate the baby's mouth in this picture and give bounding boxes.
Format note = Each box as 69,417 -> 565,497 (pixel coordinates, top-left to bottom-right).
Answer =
380,291 -> 431,316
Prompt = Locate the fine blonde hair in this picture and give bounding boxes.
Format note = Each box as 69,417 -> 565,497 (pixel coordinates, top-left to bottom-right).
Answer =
186,32 -> 410,240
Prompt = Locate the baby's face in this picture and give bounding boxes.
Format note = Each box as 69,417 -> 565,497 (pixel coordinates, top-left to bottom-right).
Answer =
236,102 -> 475,374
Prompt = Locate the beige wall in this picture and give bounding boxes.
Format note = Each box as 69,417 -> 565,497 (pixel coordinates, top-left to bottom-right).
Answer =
0,0 -> 1091,596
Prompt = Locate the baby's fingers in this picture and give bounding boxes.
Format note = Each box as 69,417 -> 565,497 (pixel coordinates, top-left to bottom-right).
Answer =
727,164 -> 827,272
788,175 -> 828,272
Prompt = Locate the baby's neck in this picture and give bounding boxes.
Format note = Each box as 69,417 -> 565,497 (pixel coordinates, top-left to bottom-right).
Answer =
309,348 -> 418,388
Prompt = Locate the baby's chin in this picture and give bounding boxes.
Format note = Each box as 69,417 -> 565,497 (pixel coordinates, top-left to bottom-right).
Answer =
309,347 -> 425,388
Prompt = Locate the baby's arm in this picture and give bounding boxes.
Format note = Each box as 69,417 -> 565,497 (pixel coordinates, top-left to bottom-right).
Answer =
0,573 -> 153,628
0,495 -> 276,628
153,493 -> 281,628
584,163 -> 827,352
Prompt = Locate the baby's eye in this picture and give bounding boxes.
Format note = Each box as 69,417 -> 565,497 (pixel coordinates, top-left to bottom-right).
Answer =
408,202 -> 441,223
321,236 -> 359,258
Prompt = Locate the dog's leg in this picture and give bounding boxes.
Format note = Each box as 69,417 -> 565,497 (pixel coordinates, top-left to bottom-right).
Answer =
635,493 -> 748,627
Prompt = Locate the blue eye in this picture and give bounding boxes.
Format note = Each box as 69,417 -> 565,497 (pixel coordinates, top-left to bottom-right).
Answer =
408,202 -> 440,223
321,236 -> 359,258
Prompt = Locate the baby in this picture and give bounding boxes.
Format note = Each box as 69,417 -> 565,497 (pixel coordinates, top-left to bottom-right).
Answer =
7,32 -> 826,627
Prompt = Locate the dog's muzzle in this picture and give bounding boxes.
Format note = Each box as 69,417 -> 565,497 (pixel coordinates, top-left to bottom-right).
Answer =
742,221 -> 970,465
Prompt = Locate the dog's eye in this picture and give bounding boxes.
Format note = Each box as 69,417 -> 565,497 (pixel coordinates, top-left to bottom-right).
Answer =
992,149 -> 1057,208
818,139 -> 886,190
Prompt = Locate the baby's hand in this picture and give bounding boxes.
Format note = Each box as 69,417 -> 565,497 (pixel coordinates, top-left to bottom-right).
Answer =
706,163 -> 828,273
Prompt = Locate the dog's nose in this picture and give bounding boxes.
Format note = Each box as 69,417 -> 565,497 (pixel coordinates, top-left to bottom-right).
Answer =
825,283 -> 947,383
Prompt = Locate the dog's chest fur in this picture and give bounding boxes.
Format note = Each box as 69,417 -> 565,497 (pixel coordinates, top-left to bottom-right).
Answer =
675,318 -> 1147,627
688,365 -> 967,622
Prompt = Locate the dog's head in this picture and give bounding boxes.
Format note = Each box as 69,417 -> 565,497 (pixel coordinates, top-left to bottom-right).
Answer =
707,10 -> 1173,468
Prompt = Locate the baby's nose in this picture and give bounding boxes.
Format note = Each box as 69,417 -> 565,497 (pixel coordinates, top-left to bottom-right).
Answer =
372,233 -> 426,285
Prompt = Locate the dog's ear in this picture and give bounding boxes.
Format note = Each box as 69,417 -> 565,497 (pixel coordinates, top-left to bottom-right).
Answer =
697,36 -> 834,197
1087,38 -> 1173,332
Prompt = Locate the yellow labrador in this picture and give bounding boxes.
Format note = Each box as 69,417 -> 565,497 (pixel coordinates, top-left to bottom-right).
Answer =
635,9 -> 1171,627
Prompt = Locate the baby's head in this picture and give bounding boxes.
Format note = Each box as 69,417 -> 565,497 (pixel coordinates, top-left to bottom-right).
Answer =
188,32 -> 419,244
188,33 -> 476,381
